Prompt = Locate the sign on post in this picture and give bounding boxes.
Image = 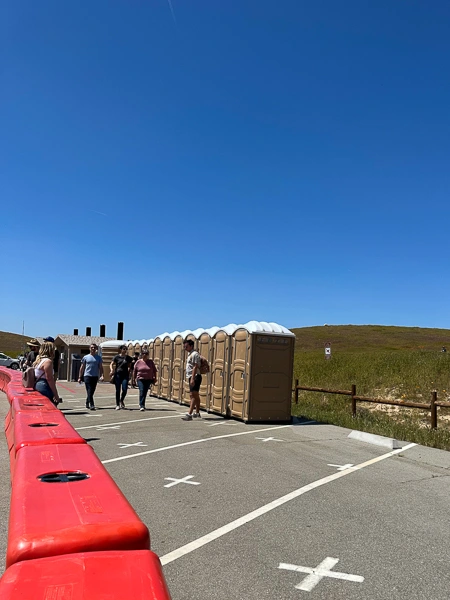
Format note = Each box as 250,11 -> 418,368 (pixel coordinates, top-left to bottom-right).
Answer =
325,342 -> 331,360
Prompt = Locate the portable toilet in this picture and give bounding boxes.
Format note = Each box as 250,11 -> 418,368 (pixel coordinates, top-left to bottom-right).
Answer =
148,339 -> 154,360
198,327 -> 219,411
228,321 -> 295,422
169,332 -> 184,403
100,340 -> 125,383
160,334 -> 175,399
151,333 -> 169,398
210,324 -> 238,416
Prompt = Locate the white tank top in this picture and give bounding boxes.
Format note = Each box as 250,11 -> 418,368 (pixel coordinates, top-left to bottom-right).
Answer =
34,359 -> 50,381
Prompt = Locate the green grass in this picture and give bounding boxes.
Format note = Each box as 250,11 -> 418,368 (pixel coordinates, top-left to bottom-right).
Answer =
291,325 -> 450,451
0,331 -> 33,358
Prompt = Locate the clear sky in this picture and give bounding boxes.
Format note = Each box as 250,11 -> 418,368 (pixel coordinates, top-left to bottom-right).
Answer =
2,1 -> 450,340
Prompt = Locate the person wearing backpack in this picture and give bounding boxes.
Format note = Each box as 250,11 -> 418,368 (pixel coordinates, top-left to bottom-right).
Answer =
181,339 -> 202,421
33,341 -> 62,406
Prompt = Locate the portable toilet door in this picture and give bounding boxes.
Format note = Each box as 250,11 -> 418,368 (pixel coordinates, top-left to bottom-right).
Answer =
229,327 -> 251,421
152,337 -> 164,397
160,335 -> 172,399
198,331 -> 214,411
245,325 -> 295,422
100,341 -> 124,383
127,342 -> 134,357
210,329 -> 232,416
148,340 -> 154,360
170,334 -> 184,403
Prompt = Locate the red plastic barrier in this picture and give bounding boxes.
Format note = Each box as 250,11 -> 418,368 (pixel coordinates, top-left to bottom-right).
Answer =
10,394 -> 59,419
0,550 -> 172,599
7,444 -> 150,567
7,410 -> 86,481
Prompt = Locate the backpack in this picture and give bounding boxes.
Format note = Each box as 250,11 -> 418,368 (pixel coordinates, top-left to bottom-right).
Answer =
22,361 -> 45,389
22,367 -> 37,389
199,355 -> 210,375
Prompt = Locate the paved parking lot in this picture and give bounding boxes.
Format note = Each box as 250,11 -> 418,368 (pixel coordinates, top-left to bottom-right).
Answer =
1,381 -> 450,599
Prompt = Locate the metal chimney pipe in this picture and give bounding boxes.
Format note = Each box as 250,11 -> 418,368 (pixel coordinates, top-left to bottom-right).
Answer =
100,324 -> 106,337
117,322 -> 124,340
73,329 -> 78,336
86,327 -> 91,336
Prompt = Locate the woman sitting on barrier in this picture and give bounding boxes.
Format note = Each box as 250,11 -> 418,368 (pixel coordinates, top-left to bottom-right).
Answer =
132,349 -> 157,411
34,341 -> 62,406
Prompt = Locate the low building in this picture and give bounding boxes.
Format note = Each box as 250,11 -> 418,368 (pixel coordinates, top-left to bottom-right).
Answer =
38,335 -> 115,381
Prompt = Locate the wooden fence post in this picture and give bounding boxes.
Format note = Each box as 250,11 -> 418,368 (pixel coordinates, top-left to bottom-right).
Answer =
431,391 -> 437,429
295,379 -> 299,405
351,384 -> 357,417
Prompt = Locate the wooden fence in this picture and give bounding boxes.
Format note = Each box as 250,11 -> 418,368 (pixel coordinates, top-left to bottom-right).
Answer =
293,380 -> 450,429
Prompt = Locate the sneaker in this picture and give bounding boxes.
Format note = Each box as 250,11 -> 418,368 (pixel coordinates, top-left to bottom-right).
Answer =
181,413 -> 193,421
120,403 -> 126,410
90,405 -> 96,411
140,407 -> 145,411
115,406 -> 121,410
193,412 -> 201,418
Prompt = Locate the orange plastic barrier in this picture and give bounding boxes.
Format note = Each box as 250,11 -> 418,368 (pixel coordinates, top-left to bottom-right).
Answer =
0,550 -> 172,599
7,410 -> 86,481
7,444 -> 150,567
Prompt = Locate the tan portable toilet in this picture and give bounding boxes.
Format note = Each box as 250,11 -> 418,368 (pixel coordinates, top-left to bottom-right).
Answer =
160,334 -> 174,399
127,342 -> 134,357
151,333 -> 170,397
100,340 -> 125,383
228,321 -> 295,423
170,332 -> 184,403
210,324 -> 238,416
148,339 -> 154,360
198,327 -> 219,411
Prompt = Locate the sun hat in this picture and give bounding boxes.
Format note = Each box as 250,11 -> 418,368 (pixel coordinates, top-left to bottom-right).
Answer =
26,338 -> 41,347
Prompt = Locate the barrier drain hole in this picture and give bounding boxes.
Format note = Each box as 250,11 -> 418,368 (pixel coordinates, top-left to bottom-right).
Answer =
26,403 -> 45,407
28,423 -> 59,428
38,471 -> 90,483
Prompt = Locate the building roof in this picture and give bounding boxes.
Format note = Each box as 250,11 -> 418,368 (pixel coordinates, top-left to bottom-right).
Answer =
48,335 -> 116,346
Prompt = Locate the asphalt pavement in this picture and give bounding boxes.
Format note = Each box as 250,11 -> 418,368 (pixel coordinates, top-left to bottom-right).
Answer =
1,381 -> 449,599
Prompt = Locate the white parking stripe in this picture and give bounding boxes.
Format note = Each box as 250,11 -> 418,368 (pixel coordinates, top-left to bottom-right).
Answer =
101,423 -> 316,464
75,414 -> 182,430
159,443 -> 417,566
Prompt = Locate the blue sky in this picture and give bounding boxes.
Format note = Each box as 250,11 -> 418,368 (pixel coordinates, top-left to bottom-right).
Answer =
2,1 -> 450,340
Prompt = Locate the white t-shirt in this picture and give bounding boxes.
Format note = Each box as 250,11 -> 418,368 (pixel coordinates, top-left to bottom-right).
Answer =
185,350 -> 201,379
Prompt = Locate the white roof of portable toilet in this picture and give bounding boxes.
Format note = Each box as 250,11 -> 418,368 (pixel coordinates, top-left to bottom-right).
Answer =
154,332 -> 170,341
100,340 -> 125,348
138,339 -> 147,345
214,323 -> 240,336
169,331 -> 181,340
191,328 -> 206,339
204,326 -> 220,337
239,321 -> 295,336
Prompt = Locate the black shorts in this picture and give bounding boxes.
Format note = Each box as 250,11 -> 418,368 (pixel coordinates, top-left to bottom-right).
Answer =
189,374 -> 202,392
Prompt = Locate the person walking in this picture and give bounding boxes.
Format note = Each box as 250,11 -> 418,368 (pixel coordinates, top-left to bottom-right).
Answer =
78,344 -> 103,410
130,351 -> 140,388
33,341 -> 62,406
110,345 -> 133,410
132,349 -> 157,411
181,339 -> 202,421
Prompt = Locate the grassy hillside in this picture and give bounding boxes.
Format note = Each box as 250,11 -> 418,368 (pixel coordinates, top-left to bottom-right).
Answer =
291,325 -> 450,450
0,331 -> 32,357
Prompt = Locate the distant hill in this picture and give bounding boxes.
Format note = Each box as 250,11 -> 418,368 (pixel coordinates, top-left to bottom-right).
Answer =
0,331 -> 33,357
291,325 -> 450,353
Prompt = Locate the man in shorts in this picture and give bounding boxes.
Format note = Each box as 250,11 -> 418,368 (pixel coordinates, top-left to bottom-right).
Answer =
181,339 -> 202,421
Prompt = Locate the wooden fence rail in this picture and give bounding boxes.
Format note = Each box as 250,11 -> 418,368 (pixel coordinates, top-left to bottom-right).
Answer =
293,380 -> 450,430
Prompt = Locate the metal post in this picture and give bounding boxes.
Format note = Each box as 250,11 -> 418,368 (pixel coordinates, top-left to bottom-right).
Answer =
295,379 -> 299,405
351,384 -> 357,417
431,391 -> 437,429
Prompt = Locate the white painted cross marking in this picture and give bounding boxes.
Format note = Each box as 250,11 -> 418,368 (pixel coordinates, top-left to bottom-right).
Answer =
328,463 -> 354,471
117,442 -> 148,449
255,436 -> 284,442
278,557 -> 364,592
84,414 -> 102,417
164,475 -> 200,488
96,425 -> 121,430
